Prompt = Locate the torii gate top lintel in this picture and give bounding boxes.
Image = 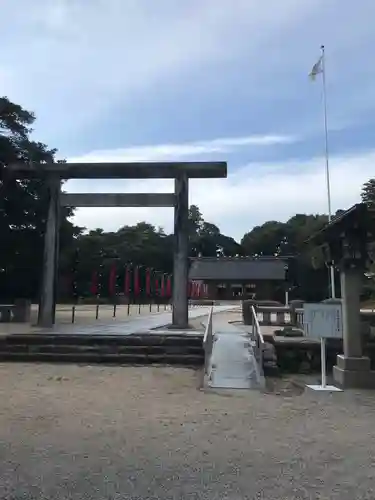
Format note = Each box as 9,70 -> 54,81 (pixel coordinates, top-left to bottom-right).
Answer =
9,161 -> 227,180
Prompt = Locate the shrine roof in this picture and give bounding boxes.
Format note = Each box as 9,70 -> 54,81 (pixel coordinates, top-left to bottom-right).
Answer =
188,256 -> 290,281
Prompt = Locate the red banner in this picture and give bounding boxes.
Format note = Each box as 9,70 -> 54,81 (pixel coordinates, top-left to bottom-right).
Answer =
90,270 -> 98,295
160,275 -> 165,297
166,275 -> 172,297
108,263 -> 117,295
146,268 -> 151,296
134,266 -> 140,296
124,266 -> 131,295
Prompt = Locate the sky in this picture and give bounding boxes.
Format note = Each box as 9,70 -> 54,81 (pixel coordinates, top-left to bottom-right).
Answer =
1,0 -> 375,241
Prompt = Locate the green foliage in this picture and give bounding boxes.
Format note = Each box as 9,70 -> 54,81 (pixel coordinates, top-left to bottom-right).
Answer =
2,96 -> 374,303
241,214 -> 329,257
0,96 -> 81,300
361,178 -> 375,207
69,209 -> 243,297
241,214 -> 331,301
188,205 -> 242,257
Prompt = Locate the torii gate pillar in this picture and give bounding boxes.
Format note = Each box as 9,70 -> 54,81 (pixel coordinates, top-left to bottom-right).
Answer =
172,173 -> 189,328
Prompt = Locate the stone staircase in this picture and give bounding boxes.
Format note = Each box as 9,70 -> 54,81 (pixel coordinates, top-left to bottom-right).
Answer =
0,333 -> 204,365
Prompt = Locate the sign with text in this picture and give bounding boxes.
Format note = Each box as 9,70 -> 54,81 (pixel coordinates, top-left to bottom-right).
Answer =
303,303 -> 343,339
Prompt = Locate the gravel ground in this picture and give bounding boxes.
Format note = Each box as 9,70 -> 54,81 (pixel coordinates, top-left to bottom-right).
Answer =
0,363 -> 375,499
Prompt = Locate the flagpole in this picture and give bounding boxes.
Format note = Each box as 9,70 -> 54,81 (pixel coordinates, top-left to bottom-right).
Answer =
320,44 -> 336,299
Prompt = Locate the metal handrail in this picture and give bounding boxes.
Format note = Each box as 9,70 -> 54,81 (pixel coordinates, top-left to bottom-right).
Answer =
203,306 -> 214,375
251,305 -> 264,343
251,305 -> 265,369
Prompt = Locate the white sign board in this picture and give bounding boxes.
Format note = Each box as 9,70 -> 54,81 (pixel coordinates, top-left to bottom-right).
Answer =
303,303 -> 343,339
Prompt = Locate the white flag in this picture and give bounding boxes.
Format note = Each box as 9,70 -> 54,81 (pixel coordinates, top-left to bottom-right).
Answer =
309,56 -> 323,81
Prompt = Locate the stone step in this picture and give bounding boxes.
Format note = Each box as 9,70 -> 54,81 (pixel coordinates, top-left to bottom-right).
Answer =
0,351 -> 204,365
0,332 -> 205,366
1,334 -> 203,347
0,344 -> 204,355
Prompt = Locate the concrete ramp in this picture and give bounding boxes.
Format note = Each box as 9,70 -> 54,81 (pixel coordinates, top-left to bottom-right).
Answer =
203,318 -> 265,390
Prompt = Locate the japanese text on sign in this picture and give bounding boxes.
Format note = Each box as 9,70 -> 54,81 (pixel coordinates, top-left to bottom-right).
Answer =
303,303 -> 343,339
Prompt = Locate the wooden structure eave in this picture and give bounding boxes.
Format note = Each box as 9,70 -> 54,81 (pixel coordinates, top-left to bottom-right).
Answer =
305,203 -> 373,247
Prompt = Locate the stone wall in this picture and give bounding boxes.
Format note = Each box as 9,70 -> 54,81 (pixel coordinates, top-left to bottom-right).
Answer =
242,300 -> 375,375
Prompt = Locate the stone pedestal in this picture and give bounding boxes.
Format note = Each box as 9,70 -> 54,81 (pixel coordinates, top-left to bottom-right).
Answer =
333,267 -> 375,388
333,355 -> 375,388
13,299 -> 31,323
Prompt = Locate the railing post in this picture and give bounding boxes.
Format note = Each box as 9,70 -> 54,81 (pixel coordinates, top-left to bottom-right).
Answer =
295,308 -> 304,328
262,310 -> 272,325
276,310 -> 286,325
290,307 -> 297,326
290,301 -> 304,327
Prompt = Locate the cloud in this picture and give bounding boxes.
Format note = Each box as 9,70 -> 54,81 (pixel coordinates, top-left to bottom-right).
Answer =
0,0 -> 328,142
68,149 -> 374,241
2,0 -> 375,244
67,134 -> 295,163
1,0 -> 375,159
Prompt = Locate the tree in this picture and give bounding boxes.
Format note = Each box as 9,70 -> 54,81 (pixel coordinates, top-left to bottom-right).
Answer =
361,179 -> 375,207
187,205 -> 242,257
241,214 -> 331,301
0,96 -> 80,300
241,221 -> 287,256
58,203 -> 245,299
63,177 -> 375,301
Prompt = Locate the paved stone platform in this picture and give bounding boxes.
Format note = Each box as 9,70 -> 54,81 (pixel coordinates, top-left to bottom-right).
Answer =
9,305 -> 237,337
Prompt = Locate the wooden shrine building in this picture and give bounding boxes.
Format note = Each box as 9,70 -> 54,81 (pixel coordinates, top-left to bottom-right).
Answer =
188,256 -> 290,301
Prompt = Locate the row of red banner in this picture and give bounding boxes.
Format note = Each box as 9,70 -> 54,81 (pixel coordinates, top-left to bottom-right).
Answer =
89,265 -> 208,298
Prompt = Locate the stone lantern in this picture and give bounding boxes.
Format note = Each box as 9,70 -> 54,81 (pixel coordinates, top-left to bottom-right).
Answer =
307,203 -> 375,388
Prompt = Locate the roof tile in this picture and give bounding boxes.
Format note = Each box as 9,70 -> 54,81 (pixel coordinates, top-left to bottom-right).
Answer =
189,257 -> 287,281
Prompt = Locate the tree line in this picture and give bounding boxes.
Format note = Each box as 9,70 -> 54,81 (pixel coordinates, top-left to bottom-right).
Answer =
1,97 -> 374,302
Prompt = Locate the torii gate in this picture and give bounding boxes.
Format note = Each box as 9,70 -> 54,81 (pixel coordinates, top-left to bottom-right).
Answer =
9,161 -> 227,328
